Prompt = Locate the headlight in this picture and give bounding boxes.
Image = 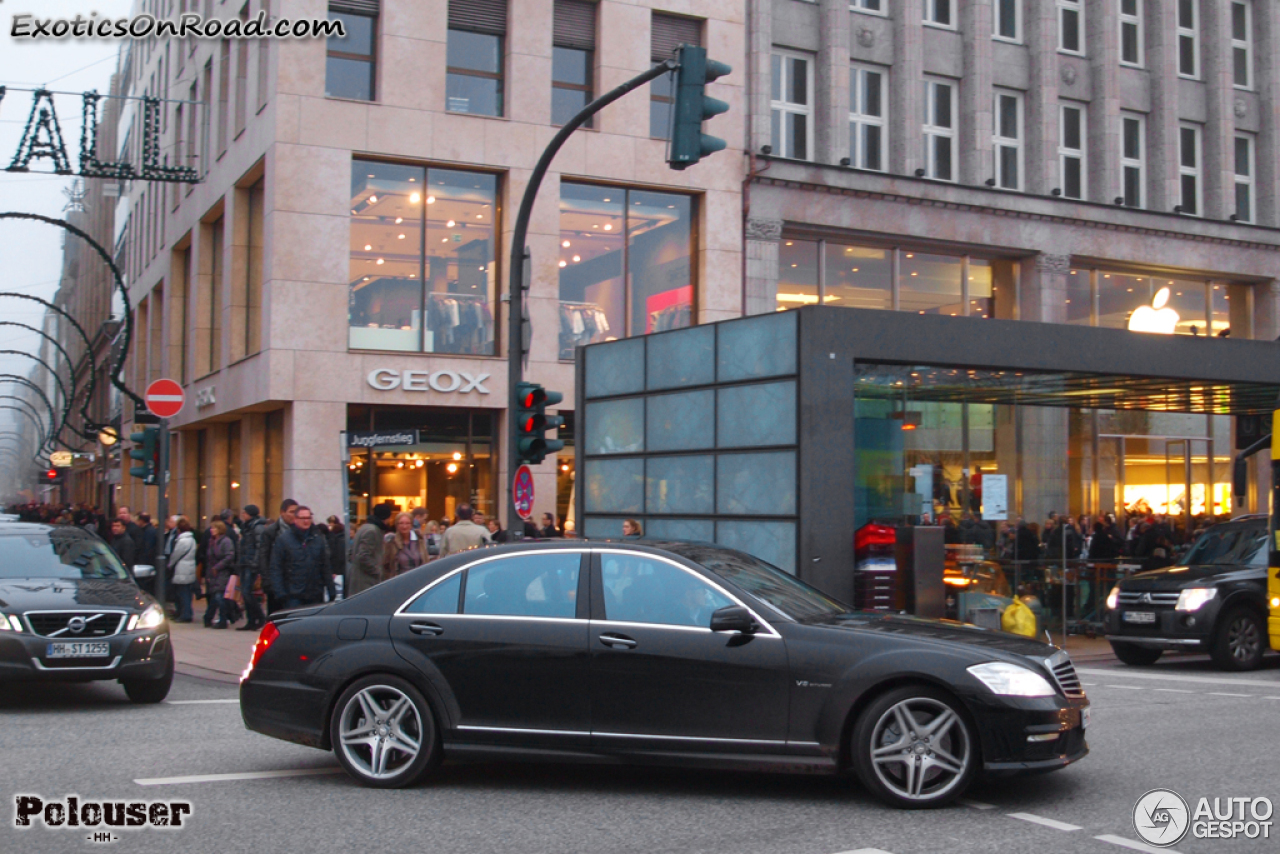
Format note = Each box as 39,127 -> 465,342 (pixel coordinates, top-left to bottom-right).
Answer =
0,614 -> 19,632
128,604 -> 166,631
967,661 -> 1056,697
1175,588 -> 1217,612
1106,585 -> 1120,611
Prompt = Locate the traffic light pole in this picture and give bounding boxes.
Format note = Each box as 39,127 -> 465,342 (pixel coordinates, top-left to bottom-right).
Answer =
505,58 -> 678,536
154,418 -> 169,608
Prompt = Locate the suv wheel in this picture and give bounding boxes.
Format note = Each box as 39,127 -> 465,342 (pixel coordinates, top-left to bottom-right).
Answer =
1211,607 -> 1265,671
122,650 -> 174,704
1109,641 -> 1163,666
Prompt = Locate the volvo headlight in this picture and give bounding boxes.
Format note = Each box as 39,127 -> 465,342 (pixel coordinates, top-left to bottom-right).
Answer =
967,661 -> 1056,697
1106,585 -> 1120,611
0,613 -> 19,632
1174,588 -> 1217,612
128,604 -> 165,631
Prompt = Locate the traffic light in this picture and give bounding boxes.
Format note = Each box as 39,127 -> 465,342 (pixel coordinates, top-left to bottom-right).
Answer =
129,426 -> 159,484
515,381 -> 565,465
667,45 -> 732,170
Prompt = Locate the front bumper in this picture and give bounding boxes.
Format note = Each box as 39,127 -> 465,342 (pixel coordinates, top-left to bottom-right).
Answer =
966,692 -> 1090,773
1102,601 -> 1218,649
0,626 -> 172,682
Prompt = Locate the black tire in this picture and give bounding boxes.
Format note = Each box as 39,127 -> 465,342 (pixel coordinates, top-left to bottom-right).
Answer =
122,650 -> 175,704
329,674 -> 439,788
1110,641 -> 1163,666
851,685 -> 978,809
1210,607 -> 1265,671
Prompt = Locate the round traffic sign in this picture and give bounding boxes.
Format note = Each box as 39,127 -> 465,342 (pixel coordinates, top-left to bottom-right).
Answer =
145,378 -> 185,418
513,465 -> 535,520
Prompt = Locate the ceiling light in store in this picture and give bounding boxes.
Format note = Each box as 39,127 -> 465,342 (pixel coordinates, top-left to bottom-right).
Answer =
447,220 -> 456,227
426,196 -> 436,204
446,463 -> 458,474
572,255 -> 581,263
603,198 -> 611,202
398,234 -> 406,240
410,192 -> 421,203
453,452 -> 462,460
905,253 -> 914,258
364,244 -> 372,251
603,224 -> 612,231
911,272 -> 918,276
415,460 -> 424,468
396,461 -> 405,468
409,177 -> 415,182
442,238 -> 449,243
561,464 -> 569,471
476,214 -> 483,219
562,240 -> 571,248
559,260 -> 567,268
231,482 -> 240,489
376,258 -> 385,265
395,217 -> 403,224
368,173 -> 375,178
369,195 -> 378,203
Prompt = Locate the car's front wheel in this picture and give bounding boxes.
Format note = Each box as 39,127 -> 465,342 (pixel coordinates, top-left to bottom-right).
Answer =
1109,641 -> 1163,666
1211,607 -> 1265,671
330,674 -> 439,788
851,685 -> 978,809
122,650 -> 174,704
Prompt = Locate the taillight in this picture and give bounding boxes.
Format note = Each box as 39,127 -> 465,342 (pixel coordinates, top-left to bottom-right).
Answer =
241,621 -> 280,682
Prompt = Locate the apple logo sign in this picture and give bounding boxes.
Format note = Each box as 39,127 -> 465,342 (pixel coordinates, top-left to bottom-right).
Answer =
1127,287 -> 1179,334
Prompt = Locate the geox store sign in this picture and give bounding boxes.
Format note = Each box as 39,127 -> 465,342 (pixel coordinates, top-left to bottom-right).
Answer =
366,369 -> 491,395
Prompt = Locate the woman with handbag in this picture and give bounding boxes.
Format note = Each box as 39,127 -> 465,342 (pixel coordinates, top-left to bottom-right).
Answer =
383,512 -> 424,579
205,520 -> 238,628
169,517 -> 198,623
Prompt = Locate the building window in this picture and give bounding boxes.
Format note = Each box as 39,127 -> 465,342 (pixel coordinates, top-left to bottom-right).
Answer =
1120,113 -> 1144,208
447,0 -> 506,116
923,77 -> 956,181
1232,1 -> 1252,89
770,51 -> 812,160
216,39 -> 230,154
992,89 -> 1022,191
1059,103 -> 1085,200
558,184 -> 694,360
1177,0 -> 1198,78
851,0 -> 885,14
325,1 -> 377,101
348,160 -> 497,355
1178,124 -> 1201,216
650,14 -> 701,139
923,0 -> 953,29
849,65 -> 886,171
1234,135 -> 1254,223
994,0 -> 1019,42
1058,0 -> 1084,54
552,0 -> 595,127
1119,0 -> 1142,67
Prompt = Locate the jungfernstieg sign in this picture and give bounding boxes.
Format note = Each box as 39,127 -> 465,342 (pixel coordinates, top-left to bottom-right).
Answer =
366,369 -> 491,394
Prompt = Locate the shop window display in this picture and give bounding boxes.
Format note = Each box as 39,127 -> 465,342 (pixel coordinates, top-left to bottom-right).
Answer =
349,161 -> 497,355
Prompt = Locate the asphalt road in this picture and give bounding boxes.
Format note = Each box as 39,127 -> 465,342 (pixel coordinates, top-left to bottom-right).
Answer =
2,655 -> 1278,854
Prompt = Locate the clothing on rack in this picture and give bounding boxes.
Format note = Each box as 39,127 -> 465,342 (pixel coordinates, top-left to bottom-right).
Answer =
649,302 -> 691,333
559,301 -> 610,359
427,292 -> 493,354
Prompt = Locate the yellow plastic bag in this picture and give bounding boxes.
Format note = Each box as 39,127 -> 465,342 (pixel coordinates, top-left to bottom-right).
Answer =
1001,598 -> 1037,638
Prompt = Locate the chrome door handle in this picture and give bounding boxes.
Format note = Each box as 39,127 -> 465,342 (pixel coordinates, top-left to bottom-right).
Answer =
409,622 -> 444,636
598,633 -> 636,649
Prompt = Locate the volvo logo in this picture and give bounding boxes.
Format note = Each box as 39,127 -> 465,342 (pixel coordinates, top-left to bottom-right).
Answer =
67,616 -> 87,635
1139,593 -> 1153,605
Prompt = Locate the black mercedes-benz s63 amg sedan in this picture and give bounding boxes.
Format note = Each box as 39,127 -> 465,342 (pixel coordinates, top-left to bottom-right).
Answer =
240,540 -> 1088,808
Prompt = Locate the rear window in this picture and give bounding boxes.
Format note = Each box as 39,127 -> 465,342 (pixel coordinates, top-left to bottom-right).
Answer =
0,531 -> 130,580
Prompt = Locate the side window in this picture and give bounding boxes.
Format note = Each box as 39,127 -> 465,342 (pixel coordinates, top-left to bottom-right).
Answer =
463,553 -> 582,618
404,572 -> 462,614
1241,531 -> 1268,567
601,555 -> 732,628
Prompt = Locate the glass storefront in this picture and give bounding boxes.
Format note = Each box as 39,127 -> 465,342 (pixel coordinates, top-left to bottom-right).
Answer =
558,183 -> 694,360
347,407 -> 496,523
348,161 -> 498,355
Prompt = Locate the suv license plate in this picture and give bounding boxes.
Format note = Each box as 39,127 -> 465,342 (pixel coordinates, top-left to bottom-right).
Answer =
1123,611 -> 1156,624
46,642 -> 110,658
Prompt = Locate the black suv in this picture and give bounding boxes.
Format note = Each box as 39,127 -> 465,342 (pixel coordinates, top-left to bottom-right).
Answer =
1103,515 -> 1271,671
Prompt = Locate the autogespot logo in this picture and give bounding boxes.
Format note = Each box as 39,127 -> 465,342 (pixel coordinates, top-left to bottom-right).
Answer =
1133,788 -> 1190,847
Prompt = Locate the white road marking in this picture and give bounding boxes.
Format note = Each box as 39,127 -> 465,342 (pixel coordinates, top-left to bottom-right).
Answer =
833,850 -> 894,854
1208,692 -> 1251,697
1095,833 -> 1183,853
165,698 -> 239,704
135,767 -> 342,786
1105,685 -> 1145,690
1265,697 -> 1280,700
1153,688 -> 1194,694
1076,667 -> 1280,689
958,798 -> 995,810
1080,682 -> 1097,686
1006,812 -> 1081,832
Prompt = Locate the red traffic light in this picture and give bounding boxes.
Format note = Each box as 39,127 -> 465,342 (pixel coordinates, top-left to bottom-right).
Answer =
46,469 -> 57,479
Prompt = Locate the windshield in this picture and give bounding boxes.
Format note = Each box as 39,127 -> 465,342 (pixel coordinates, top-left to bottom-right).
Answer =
1181,525 -> 1268,567
0,531 -> 131,580
671,543 -> 850,621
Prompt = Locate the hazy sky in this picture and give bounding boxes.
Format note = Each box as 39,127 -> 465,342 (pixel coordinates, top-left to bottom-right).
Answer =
0,0 -> 133,484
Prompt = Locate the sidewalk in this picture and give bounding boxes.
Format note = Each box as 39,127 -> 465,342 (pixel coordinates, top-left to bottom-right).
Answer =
167,614 -> 1122,684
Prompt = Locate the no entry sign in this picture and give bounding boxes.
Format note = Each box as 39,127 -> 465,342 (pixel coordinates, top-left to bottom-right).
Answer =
145,379 -> 185,418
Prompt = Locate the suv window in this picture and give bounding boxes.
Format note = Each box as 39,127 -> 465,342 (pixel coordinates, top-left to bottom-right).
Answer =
462,553 -> 582,618
1183,523 -> 1267,566
601,554 -> 732,628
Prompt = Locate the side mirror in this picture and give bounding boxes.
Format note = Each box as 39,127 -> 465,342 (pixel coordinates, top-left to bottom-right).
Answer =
710,605 -> 757,634
132,565 -> 156,579
1232,458 -> 1248,500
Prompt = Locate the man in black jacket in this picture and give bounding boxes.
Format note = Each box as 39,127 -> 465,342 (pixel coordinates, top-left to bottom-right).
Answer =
236,505 -> 268,631
108,519 -> 137,568
268,505 -> 331,611
258,499 -> 298,614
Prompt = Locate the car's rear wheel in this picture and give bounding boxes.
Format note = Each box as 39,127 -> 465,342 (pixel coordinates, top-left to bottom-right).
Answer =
1210,607 -> 1265,671
851,685 -> 977,809
122,649 -> 174,704
1109,641 -> 1163,666
330,675 -> 438,788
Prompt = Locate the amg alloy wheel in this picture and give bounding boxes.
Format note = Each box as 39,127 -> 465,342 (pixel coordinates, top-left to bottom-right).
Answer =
852,686 -> 977,809
330,675 -> 438,788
